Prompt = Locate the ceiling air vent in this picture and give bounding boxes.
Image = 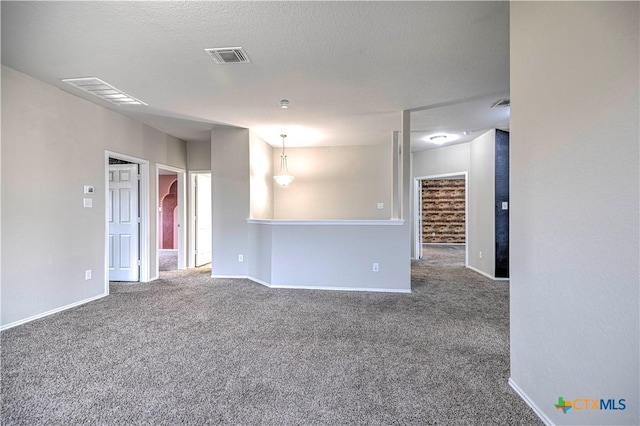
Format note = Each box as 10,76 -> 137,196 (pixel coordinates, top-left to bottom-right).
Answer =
491,98 -> 511,108
61,77 -> 147,106
205,47 -> 251,64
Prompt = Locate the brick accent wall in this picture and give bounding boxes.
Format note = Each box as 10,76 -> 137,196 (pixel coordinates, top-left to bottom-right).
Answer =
422,179 -> 465,244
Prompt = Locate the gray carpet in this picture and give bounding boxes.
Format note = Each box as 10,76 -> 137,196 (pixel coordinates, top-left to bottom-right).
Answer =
159,250 -> 178,271
1,246 -> 541,425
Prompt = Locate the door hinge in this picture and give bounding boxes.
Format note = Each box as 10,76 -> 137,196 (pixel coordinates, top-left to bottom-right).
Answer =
137,260 -> 142,266
137,217 -> 141,223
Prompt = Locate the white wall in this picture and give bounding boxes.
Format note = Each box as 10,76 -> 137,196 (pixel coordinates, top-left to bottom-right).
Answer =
1,66 -> 187,327
211,127 -> 250,277
412,142 -> 470,178
249,132 -> 274,219
269,222 -> 410,291
247,222 -> 272,284
468,130 -> 495,277
187,140 -> 211,171
510,3 -> 639,425
274,144 -> 391,220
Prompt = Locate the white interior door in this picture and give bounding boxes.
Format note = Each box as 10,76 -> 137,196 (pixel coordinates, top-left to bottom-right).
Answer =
109,164 -> 140,281
195,173 -> 212,266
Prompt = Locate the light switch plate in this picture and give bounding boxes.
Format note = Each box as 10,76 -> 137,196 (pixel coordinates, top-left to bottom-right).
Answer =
502,201 -> 509,210
377,203 -> 384,210
83,198 -> 93,208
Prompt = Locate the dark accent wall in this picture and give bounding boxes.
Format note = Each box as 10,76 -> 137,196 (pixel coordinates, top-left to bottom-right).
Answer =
422,179 -> 466,244
495,130 -> 510,277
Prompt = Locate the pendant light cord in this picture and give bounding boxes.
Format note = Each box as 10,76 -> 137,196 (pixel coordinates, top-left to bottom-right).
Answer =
280,134 -> 288,172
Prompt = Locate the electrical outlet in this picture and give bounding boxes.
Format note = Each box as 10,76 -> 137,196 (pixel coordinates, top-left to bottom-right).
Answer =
432,232 -> 435,237
479,251 -> 483,259
238,254 -> 244,262
85,270 -> 92,280
372,262 -> 379,272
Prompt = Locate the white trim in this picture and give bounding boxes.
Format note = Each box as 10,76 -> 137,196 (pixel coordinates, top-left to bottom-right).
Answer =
188,171 -> 197,269
105,152 -> 150,288
267,284 -> 411,294
0,293 -> 107,331
156,164 -> 187,275
247,276 -> 271,287
247,219 -> 405,226
212,274 -> 249,279
414,172 -> 469,264
466,265 -> 509,281
413,171 -> 421,259
508,378 -> 554,426
248,276 -> 411,293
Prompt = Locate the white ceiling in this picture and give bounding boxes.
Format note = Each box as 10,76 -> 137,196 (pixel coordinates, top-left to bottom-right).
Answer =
1,1 -> 510,152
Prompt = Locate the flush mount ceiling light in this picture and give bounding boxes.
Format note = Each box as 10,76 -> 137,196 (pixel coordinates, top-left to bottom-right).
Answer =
61,77 -> 147,106
274,134 -> 294,187
424,133 -> 460,145
204,47 -> 251,64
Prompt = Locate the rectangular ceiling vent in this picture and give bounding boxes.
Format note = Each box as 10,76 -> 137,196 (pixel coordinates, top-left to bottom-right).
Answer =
491,98 -> 511,108
205,47 -> 251,64
61,77 -> 147,106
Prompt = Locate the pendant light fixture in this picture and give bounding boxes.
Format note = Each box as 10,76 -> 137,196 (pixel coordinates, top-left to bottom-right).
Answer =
274,133 -> 294,187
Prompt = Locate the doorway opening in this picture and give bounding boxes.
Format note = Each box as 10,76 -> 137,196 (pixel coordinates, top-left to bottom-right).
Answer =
105,152 -> 150,290
159,171 -> 178,271
156,164 -> 186,275
414,172 -> 468,266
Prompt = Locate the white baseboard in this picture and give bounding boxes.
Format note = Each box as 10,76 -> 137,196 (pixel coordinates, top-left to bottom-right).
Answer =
271,284 -> 411,294
247,276 -> 271,287
466,265 -> 509,281
509,378 -> 554,426
247,276 -> 411,294
212,274 -> 249,279
1,293 -> 107,331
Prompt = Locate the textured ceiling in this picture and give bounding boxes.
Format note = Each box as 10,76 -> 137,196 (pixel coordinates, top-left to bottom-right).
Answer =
1,1 -> 510,151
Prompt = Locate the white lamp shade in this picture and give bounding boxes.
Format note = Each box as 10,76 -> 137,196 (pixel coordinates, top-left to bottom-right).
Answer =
274,174 -> 294,187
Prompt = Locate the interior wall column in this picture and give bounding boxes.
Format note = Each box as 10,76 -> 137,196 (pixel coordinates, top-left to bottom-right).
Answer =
401,109 -> 414,260
401,110 -> 411,220
391,131 -> 400,220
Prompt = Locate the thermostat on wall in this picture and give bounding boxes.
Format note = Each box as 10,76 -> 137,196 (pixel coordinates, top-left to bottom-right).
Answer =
84,185 -> 95,195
